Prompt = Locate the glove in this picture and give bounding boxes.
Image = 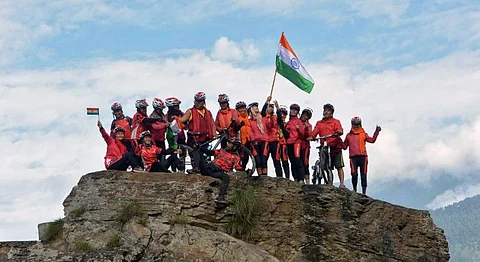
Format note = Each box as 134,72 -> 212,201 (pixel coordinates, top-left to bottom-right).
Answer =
376,126 -> 382,132
240,121 -> 245,127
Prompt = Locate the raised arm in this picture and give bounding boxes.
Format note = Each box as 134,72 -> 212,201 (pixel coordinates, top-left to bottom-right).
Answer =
365,126 -> 381,143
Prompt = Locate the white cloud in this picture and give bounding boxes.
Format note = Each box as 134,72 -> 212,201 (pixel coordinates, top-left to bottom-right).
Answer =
427,183 -> 480,209
211,37 -> 259,62
349,0 -> 410,20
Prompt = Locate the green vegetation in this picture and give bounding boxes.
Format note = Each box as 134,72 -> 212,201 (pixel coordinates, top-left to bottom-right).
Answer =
42,218 -> 64,242
71,206 -> 86,218
74,240 -> 92,252
226,186 -> 262,241
430,194 -> 480,262
106,235 -> 121,250
116,201 -> 145,227
136,214 -> 148,227
171,215 -> 190,225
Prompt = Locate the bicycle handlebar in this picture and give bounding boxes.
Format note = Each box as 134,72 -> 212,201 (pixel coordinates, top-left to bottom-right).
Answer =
314,134 -> 335,141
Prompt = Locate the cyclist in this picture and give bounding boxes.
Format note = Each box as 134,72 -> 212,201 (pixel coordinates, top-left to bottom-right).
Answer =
110,102 -> 132,151
138,131 -> 182,172
146,98 -> 169,150
165,97 -> 186,150
178,92 -> 216,174
215,94 -> 240,147
235,101 -> 252,170
342,117 -> 381,195
285,104 -> 305,183
261,96 -> 282,178
300,107 -> 313,184
199,137 -> 247,204
131,99 -> 150,143
307,103 -> 345,188
97,120 -> 142,172
248,102 -> 272,176
276,105 -> 290,179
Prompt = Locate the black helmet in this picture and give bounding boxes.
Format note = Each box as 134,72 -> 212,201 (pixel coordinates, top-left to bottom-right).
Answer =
351,116 -> 362,125
139,130 -> 152,142
323,103 -> 335,113
302,107 -> 313,117
290,103 -> 300,111
235,101 -> 247,110
247,102 -> 259,112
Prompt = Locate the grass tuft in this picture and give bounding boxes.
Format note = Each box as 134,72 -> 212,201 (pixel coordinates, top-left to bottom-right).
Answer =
42,218 -> 64,242
71,206 -> 86,218
74,240 -> 92,252
226,186 -> 262,240
116,200 -> 145,227
105,235 -> 121,250
170,215 -> 189,225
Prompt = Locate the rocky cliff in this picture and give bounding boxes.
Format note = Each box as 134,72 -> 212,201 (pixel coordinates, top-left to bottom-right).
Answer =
1,171 -> 449,261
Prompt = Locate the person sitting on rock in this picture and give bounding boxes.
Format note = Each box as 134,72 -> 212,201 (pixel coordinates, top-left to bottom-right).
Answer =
342,117 -> 381,195
98,120 -> 143,172
138,131 -> 182,172
199,137 -> 251,204
110,102 -> 133,151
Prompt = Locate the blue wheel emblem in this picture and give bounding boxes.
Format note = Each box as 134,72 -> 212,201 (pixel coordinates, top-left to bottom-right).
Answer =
291,58 -> 299,69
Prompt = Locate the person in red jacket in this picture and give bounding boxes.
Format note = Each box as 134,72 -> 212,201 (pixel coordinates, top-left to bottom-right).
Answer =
178,92 -> 216,174
342,117 -> 381,195
235,101 -> 252,171
146,98 -> 169,150
98,120 -> 142,172
110,102 -> 133,151
165,97 -> 186,149
138,131 -> 182,172
285,104 -> 305,183
276,105 -> 290,179
260,96 -> 282,178
300,107 -> 313,184
307,103 -> 345,188
199,137 -> 249,205
248,102 -> 273,176
131,99 -> 149,143
215,94 -> 240,147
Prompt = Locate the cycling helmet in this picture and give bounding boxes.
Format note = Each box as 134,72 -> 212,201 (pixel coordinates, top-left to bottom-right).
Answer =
111,102 -> 123,111
235,101 -> 247,110
351,116 -> 362,125
323,103 -> 335,112
152,98 -> 166,109
279,105 -> 288,114
113,126 -> 125,133
194,92 -> 206,101
302,107 -> 313,117
290,103 -> 300,111
218,94 -> 230,103
139,130 -> 152,141
247,102 -> 259,112
135,99 -> 149,109
165,97 -> 181,107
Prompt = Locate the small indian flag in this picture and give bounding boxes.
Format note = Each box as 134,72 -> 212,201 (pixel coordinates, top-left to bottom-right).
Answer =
276,32 -> 315,94
87,107 -> 100,116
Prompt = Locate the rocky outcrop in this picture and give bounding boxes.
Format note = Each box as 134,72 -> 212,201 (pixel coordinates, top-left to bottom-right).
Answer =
0,171 -> 449,261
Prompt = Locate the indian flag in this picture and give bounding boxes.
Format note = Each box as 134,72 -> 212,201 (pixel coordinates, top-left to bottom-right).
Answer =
87,107 -> 99,115
276,32 -> 315,94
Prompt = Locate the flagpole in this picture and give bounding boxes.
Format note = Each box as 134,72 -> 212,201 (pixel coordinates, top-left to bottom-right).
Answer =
269,69 -> 277,97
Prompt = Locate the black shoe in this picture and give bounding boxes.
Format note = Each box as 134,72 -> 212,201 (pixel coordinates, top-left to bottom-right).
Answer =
186,168 -> 200,174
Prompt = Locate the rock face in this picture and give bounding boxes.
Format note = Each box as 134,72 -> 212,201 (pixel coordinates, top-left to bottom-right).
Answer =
1,171 -> 449,261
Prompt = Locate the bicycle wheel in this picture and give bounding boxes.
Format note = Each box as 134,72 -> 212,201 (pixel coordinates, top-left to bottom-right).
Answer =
312,161 -> 320,185
178,144 -> 194,173
238,145 -> 256,176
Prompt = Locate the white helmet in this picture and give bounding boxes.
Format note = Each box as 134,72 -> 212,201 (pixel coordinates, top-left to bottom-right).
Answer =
165,97 -> 181,107
152,98 -> 166,109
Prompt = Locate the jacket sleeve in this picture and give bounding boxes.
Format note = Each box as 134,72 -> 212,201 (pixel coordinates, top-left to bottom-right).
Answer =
335,119 -> 344,135
110,120 -> 116,135
365,130 -> 380,143
234,156 -> 243,171
160,148 -> 176,155
342,134 -> 350,150
261,103 -> 268,117
215,112 -> 223,133
100,127 -> 112,144
310,122 -> 320,138
266,116 -> 274,129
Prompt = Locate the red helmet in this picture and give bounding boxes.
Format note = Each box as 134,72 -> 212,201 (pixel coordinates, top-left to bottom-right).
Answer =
218,94 -> 230,103
152,98 -> 166,109
165,97 -> 181,107
139,130 -> 152,141
235,101 -> 247,110
111,102 -> 122,111
194,92 -> 206,101
113,126 -> 125,133
351,116 -> 362,126
135,99 -> 149,109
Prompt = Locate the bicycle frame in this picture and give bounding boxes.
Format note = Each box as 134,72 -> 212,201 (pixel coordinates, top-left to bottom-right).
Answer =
312,135 -> 334,185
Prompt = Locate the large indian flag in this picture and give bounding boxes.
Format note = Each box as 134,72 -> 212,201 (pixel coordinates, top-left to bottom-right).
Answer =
276,32 -> 315,94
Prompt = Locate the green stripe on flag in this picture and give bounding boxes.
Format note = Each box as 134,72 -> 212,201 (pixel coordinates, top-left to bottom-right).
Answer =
276,56 -> 314,94
87,112 -> 99,115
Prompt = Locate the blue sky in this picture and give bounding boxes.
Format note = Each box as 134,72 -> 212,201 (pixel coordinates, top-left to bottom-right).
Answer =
1,0 -> 480,240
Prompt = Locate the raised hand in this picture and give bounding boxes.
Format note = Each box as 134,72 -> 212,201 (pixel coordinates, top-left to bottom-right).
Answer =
97,120 -> 103,128
266,96 -> 272,103
376,125 -> 382,132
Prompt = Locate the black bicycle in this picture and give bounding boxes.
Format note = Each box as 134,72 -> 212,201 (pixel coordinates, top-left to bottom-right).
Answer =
312,135 -> 334,185
178,130 -> 256,175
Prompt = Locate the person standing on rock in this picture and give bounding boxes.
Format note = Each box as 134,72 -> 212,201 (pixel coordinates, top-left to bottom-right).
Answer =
98,120 -> 143,172
285,104 -> 306,183
300,107 -> 313,184
178,92 -> 217,174
138,131 -> 182,172
145,98 -> 169,150
276,105 -> 291,179
215,94 -> 241,148
260,96 -> 283,178
248,102 -> 273,176
235,101 -> 252,171
342,117 -> 381,195
307,103 -> 346,188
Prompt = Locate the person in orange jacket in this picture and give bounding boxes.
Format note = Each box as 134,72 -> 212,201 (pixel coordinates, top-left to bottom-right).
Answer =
235,101 -> 251,170
138,131 -> 182,172
98,120 -> 142,172
342,117 -> 381,195
300,107 -> 313,184
276,105 -> 290,179
110,102 -> 133,151
215,94 -> 241,148
261,96 -> 283,178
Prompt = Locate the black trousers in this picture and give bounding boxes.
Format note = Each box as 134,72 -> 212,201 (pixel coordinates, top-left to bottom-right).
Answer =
149,155 -> 180,172
287,144 -> 305,182
107,152 -> 140,171
266,141 -> 283,177
350,156 -> 368,189
199,155 -> 229,199
253,141 -> 268,169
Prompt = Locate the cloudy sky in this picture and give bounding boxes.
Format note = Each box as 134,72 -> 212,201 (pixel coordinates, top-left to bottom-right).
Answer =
1,0 -> 480,240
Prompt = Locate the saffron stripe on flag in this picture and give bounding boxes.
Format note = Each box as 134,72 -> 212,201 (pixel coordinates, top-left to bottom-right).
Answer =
87,107 -> 100,115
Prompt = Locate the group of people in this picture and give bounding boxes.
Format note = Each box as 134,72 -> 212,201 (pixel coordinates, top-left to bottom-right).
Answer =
97,91 -> 381,203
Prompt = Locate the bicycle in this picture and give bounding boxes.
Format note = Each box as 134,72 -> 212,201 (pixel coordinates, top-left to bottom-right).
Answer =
178,128 -> 256,175
312,134 -> 335,185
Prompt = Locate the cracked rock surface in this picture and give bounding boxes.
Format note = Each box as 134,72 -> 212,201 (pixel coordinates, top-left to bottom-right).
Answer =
0,171 -> 449,261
